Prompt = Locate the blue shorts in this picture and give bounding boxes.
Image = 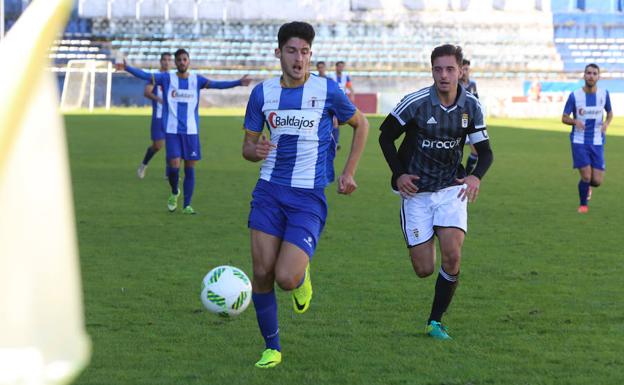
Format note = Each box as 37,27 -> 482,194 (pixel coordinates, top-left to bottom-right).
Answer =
571,143 -> 605,170
166,133 -> 201,161
151,117 -> 165,141
248,179 -> 327,259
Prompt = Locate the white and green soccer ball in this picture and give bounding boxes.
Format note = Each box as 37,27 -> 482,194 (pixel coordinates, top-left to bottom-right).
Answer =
201,265 -> 252,317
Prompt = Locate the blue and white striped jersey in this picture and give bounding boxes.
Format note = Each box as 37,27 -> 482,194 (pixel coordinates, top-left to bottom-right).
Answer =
148,81 -> 164,119
563,88 -> 612,145
329,72 -> 352,95
244,74 -> 356,189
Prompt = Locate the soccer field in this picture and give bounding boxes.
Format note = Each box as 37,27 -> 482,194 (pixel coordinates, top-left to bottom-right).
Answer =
67,113 -> 623,385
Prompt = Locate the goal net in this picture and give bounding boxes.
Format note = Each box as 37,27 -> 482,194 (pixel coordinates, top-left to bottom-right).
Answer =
60,60 -> 112,111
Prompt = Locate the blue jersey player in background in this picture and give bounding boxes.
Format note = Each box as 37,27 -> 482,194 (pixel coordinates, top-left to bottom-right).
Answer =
137,52 -> 172,179
562,63 -> 613,214
117,49 -> 251,214
242,21 -> 369,368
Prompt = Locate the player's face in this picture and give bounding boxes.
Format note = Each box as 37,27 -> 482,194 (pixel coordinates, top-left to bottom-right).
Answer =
432,56 -> 460,94
461,64 -> 470,82
317,63 -> 326,76
336,63 -> 345,74
276,38 -> 312,83
584,67 -> 599,88
175,53 -> 190,73
160,55 -> 173,71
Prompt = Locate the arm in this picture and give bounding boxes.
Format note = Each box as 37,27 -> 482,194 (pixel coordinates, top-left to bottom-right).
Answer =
143,84 -> 163,104
456,138 -> 493,203
346,77 -> 355,103
378,114 -> 407,179
121,62 -> 155,82
242,130 -> 275,162
379,114 -> 420,196
338,109 -> 369,195
603,110 -> 613,133
205,75 -> 251,89
561,93 -> 583,129
602,92 -> 613,133
562,114 -> 584,129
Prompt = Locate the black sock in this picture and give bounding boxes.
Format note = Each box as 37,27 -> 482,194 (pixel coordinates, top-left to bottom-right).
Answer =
428,267 -> 459,323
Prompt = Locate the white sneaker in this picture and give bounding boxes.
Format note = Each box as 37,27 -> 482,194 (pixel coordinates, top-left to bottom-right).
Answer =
137,164 -> 147,179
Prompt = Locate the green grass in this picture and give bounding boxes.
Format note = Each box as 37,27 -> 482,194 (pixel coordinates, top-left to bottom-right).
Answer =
67,114 -> 624,385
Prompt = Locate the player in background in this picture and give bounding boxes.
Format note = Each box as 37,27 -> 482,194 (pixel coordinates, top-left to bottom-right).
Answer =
242,21 -> 368,368
329,61 -> 355,151
561,63 -> 613,213
316,61 -> 327,78
379,44 -> 493,340
117,49 -> 251,213
137,52 -> 173,179
460,59 -> 479,175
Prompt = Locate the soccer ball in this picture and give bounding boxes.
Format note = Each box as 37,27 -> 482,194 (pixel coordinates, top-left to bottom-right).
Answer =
200,265 -> 252,317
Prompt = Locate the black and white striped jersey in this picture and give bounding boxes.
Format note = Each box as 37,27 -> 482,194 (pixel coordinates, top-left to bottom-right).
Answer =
385,85 -> 488,192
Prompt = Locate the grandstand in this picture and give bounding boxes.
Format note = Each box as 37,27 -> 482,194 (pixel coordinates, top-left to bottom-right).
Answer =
3,0 -> 623,114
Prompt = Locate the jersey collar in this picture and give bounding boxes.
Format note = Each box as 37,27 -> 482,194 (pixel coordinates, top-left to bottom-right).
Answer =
429,84 -> 466,112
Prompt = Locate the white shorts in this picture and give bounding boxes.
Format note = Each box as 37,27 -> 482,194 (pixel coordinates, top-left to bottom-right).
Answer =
399,185 -> 468,247
465,136 -> 471,145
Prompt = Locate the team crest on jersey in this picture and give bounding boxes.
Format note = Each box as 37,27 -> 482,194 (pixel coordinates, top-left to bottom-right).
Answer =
412,228 -> 419,239
461,113 -> 469,128
308,97 -> 318,108
578,108 -> 585,116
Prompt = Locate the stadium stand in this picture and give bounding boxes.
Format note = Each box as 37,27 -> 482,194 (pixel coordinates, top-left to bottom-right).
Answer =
4,0 -> 621,112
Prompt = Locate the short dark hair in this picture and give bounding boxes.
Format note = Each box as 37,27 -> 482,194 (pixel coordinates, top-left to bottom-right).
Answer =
335,61 -> 345,66
316,61 -> 325,66
174,49 -> 189,59
160,52 -> 172,60
277,21 -> 315,49
585,63 -> 600,72
462,59 -> 471,66
431,44 -> 463,66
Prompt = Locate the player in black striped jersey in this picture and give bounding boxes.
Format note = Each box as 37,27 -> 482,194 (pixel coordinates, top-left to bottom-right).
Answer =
460,58 -> 480,174
379,44 -> 493,340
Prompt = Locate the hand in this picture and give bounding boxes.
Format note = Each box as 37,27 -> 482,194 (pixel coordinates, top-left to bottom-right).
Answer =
255,135 -> 276,159
456,175 -> 480,202
396,174 -> 420,197
338,173 -> 357,195
115,59 -> 126,72
240,75 -> 252,86
602,122 -> 609,134
575,119 -> 585,130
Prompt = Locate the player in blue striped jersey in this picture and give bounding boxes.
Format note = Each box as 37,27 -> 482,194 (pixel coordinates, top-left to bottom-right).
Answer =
117,50 -> 250,213
562,63 -> 613,213
242,21 -> 369,368
137,52 -> 172,179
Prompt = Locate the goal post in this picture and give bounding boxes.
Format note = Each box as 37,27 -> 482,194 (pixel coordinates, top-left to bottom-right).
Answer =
60,59 -> 113,111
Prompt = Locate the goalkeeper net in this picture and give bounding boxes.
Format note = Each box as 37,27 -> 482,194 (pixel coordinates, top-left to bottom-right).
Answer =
60,59 -> 112,111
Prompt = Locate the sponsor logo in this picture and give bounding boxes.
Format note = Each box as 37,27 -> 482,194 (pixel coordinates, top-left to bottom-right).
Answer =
171,88 -> 195,100
577,107 -> 603,117
462,113 -> 468,128
421,138 -> 462,149
426,116 -> 437,124
265,110 -> 319,135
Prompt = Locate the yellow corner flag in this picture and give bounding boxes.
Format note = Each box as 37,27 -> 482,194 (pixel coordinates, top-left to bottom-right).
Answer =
0,1 -> 91,384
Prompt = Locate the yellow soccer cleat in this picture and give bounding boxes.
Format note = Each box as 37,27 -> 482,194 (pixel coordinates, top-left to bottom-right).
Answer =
255,349 -> 282,369
292,264 -> 312,314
